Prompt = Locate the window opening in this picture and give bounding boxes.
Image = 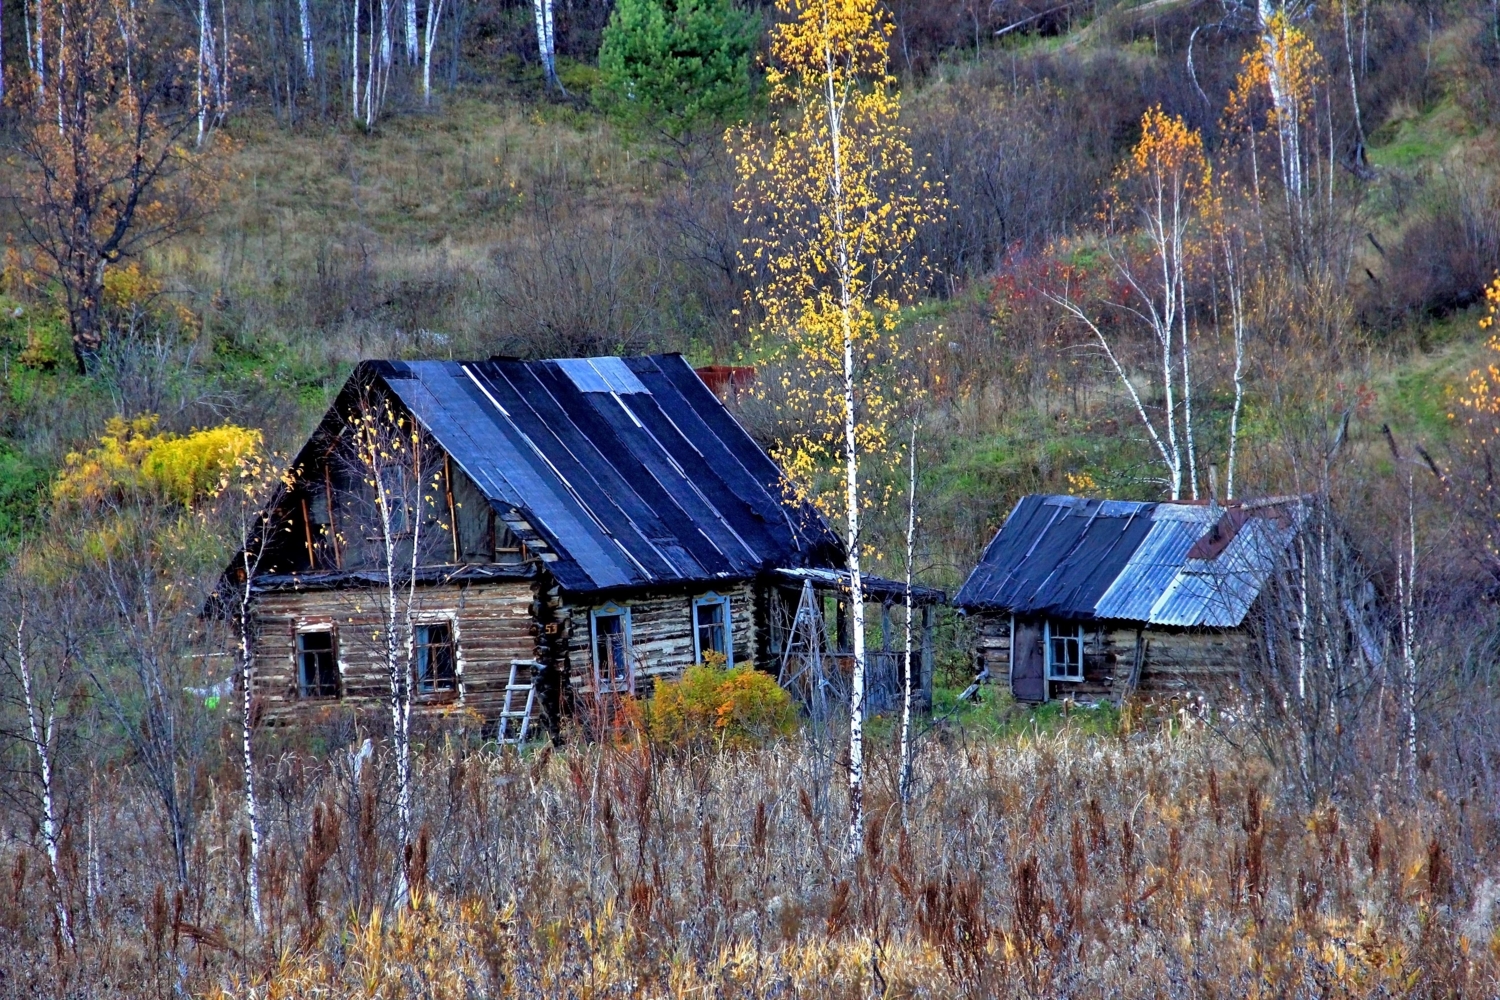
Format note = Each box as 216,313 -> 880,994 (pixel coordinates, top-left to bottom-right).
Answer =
591,605 -> 633,694
297,630 -> 340,699
693,593 -> 732,665
416,622 -> 457,693
1045,621 -> 1085,682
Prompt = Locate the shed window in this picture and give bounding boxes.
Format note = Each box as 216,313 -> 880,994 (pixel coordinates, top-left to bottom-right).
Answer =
1045,621 -> 1085,682
591,605 -> 633,694
693,593 -> 732,665
416,622 -> 457,694
297,629 -> 340,699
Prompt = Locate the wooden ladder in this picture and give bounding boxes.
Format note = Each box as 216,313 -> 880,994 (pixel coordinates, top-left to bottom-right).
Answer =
498,659 -> 539,745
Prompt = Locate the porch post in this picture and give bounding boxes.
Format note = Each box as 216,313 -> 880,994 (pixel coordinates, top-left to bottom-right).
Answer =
920,604 -> 935,712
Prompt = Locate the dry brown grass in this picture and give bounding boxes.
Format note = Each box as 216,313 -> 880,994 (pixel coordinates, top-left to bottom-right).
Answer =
1,717 -> 1495,998
151,99 -> 728,371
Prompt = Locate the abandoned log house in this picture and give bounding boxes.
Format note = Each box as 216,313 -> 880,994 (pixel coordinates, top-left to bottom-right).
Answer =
955,494 -> 1303,704
224,355 -> 940,734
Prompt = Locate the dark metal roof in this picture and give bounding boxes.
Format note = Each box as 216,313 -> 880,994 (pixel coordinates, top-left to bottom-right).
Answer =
954,496 -> 1156,618
773,567 -> 947,606
955,494 -> 1300,627
362,355 -> 842,595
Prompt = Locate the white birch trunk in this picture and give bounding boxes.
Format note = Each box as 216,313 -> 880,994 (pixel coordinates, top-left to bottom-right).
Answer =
1052,296 -> 1177,489
217,0 -> 230,118
1259,1 -> 1304,227
374,470 -> 413,880
1400,470 -> 1418,790
300,0 -> 314,79
196,0 -> 207,145
351,0 -> 360,122
26,0 -> 44,96
421,0 -> 444,103
405,0 -> 417,63
533,0 -> 558,89
1222,230 -> 1247,500
818,42 -> 868,856
16,615 -> 74,948
897,419 -> 919,804
235,553 -> 264,932
380,0 -> 392,69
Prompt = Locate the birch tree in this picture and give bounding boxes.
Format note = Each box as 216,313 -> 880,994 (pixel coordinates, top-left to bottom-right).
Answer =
406,0 -> 419,63
2,601 -> 77,948
533,0 -> 559,90
338,388 -> 447,892
1229,10 -> 1326,265
421,0 -> 446,103
301,0 -> 315,79
897,416 -> 919,804
736,0 -> 935,854
1051,108 -> 1209,500
212,445 -> 290,934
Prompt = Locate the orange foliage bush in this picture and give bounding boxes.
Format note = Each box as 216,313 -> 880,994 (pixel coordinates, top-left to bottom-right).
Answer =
647,657 -> 800,748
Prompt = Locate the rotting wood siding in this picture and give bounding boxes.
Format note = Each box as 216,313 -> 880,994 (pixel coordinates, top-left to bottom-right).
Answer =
972,611 -> 1246,704
561,583 -> 759,700
251,581 -> 538,723
1135,630 -> 1248,699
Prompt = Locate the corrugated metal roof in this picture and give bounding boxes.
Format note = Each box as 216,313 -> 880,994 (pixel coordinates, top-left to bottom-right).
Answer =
1094,505 -> 1215,621
952,495 -> 1156,618
365,355 -> 843,595
1149,516 -> 1296,627
957,494 -> 1301,628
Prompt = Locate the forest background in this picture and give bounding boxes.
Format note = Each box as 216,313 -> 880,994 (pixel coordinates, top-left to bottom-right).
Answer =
0,0 -> 1498,995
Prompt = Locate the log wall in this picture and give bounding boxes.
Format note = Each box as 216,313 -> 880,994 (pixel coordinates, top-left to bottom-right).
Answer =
561,583 -> 759,700
1135,629 -> 1248,699
972,612 -> 1246,704
251,580 -> 538,724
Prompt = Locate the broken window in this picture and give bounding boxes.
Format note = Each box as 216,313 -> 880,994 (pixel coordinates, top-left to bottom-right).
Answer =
416,622 -> 457,694
1045,621 -> 1085,682
297,629 -> 340,699
693,593 -> 731,665
591,605 -> 633,694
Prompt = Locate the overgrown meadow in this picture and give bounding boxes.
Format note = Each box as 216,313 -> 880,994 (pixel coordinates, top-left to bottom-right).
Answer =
0,709 -> 1496,999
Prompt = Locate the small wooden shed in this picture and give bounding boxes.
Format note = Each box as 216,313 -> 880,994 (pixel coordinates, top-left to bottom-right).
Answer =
225,355 -> 941,732
955,494 -> 1302,704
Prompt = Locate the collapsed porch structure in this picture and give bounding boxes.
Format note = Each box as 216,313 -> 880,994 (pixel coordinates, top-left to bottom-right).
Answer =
770,568 -> 946,720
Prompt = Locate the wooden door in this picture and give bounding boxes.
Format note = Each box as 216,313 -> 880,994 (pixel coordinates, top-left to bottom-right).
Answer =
1010,619 -> 1046,703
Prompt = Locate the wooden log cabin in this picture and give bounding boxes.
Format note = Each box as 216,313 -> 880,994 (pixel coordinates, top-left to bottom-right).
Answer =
955,494 -> 1303,705
220,355 -> 940,733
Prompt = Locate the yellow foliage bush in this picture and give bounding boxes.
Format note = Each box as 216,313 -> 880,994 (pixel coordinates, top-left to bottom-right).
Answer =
647,657 -> 799,748
54,414 -> 262,507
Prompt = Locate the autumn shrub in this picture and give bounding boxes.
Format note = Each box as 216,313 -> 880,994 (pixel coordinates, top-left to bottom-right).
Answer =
53,414 -> 263,508
647,657 -> 799,747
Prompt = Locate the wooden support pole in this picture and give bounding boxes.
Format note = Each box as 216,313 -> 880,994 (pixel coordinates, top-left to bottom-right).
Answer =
300,496 -> 317,569
920,604 -> 935,712
445,455 -> 460,564
324,466 -> 342,569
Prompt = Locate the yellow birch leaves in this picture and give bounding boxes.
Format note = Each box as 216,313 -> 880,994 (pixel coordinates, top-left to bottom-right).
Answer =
733,0 -> 936,517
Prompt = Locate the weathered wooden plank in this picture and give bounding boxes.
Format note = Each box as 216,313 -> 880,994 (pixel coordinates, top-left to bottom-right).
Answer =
252,580 -> 537,724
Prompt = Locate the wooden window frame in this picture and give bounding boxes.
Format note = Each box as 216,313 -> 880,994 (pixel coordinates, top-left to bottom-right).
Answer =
590,604 -> 634,695
692,592 -> 732,666
296,625 -> 341,700
1044,620 -> 1085,682
415,619 -> 459,698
